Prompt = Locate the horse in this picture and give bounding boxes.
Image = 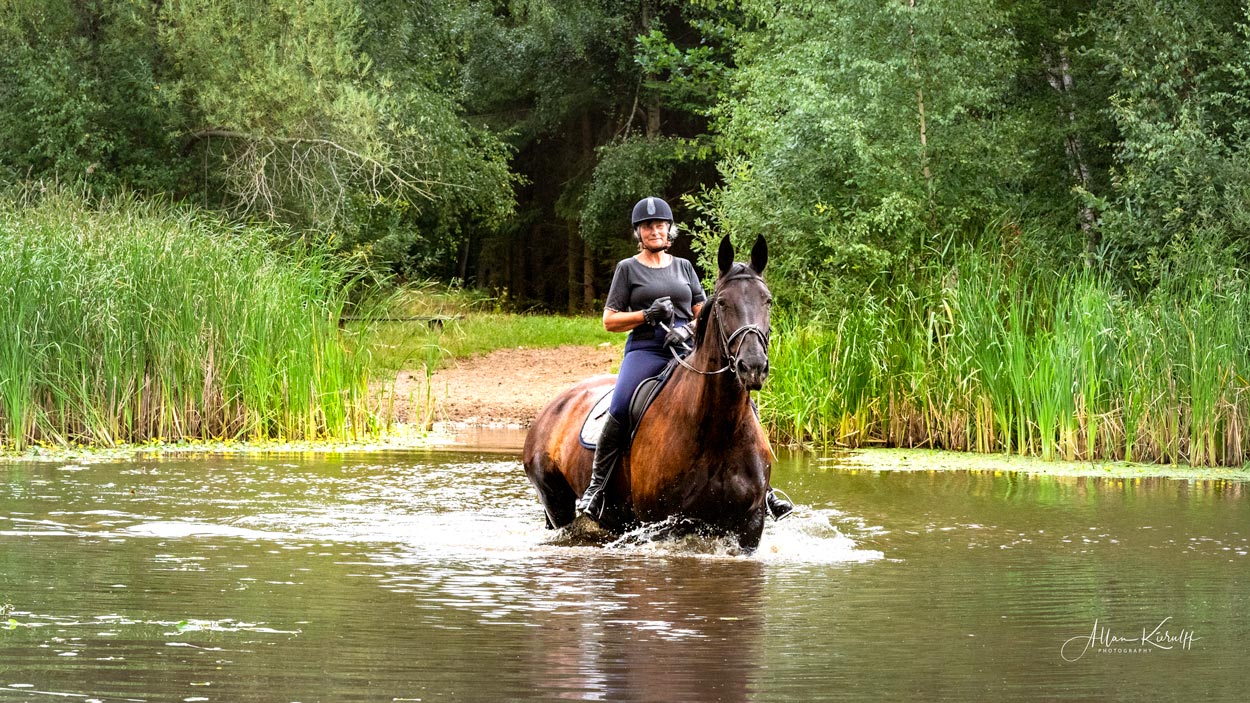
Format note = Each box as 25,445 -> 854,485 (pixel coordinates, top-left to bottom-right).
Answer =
522,235 -> 774,552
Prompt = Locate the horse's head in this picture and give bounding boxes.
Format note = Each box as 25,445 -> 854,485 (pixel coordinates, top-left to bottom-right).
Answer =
705,235 -> 771,391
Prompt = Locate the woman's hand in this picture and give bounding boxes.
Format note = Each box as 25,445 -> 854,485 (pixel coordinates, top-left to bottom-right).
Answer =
664,321 -> 696,349
643,297 -> 674,326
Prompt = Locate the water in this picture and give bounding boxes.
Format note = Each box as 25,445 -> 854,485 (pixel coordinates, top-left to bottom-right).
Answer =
1,440 -> 1247,702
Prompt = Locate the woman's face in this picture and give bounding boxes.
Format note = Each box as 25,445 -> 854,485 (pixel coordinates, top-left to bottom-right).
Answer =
638,219 -> 671,252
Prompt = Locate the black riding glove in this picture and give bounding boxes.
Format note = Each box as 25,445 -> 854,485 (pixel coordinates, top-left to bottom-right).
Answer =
664,320 -> 696,349
642,297 -> 675,327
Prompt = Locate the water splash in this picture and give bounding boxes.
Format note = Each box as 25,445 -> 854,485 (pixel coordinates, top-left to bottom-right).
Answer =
541,508 -> 882,563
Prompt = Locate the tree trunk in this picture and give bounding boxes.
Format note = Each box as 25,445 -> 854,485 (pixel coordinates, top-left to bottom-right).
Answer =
564,110 -> 598,313
906,0 -> 935,213
582,238 -> 595,309
457,232 -> 470,283
1043,43 -> 1099,264
513,223 -> 536,303
567,222 -> 580,313
642,0 -> 661,137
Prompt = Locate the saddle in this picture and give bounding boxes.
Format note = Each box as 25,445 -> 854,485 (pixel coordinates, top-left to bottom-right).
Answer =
578,358 -> 680,449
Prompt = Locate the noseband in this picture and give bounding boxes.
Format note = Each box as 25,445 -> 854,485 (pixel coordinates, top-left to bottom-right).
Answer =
670,272 -> 770,377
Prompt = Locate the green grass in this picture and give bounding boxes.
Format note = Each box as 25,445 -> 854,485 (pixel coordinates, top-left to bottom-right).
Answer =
761,250 -> 1250,467
361,310 -> 620,377
0,189 -> 372,450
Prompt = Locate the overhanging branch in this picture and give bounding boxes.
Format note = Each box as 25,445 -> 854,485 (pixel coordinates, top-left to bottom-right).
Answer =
186,128 -> 472,223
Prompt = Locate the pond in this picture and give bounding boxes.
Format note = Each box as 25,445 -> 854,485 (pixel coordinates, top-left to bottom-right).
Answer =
1,436 -> 1247,702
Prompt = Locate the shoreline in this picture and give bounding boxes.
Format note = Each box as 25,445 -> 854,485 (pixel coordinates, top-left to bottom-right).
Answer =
5,425 -> 1248,482
821,446 -> 1250,483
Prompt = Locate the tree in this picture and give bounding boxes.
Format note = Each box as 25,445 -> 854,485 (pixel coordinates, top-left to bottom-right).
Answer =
162,0 -> 515,236
0,0 -> 517,279
1081,0 -> 1250,285
0,0 -> 188,191
696,0 -> 1030,308
456,0 -> 727,310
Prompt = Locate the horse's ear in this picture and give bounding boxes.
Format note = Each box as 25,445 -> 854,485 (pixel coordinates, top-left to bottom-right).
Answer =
750,235 -> 767,275
717,236 -> 734,277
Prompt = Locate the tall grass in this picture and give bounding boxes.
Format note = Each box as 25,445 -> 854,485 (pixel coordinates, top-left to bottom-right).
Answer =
761,250 -> 1250,467
0,190 -> 373,450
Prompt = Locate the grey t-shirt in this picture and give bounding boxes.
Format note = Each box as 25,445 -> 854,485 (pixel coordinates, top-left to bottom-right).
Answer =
605,256 -> 707,335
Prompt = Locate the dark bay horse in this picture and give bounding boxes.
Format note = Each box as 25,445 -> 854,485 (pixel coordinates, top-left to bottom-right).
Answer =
522,235 -> 774,551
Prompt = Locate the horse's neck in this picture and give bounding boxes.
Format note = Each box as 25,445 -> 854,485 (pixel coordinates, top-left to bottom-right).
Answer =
672,320 -> 751,423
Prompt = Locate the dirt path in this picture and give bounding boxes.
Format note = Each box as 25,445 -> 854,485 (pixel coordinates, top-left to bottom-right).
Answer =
381,344 -> 620,429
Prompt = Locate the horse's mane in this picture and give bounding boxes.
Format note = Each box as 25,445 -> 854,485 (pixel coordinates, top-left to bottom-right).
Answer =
695,263 -> 762,347
694,296 -> 712,347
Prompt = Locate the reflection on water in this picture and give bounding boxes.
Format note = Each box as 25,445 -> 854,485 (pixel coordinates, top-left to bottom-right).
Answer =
1,448 -> 1247,701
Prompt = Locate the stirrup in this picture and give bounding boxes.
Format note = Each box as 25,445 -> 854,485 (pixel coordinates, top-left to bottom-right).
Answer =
576,491 -> 606,521
767,487 -> 795,522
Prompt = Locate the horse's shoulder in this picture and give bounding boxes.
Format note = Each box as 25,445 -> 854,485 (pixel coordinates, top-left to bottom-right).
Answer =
721,414 -> 773,468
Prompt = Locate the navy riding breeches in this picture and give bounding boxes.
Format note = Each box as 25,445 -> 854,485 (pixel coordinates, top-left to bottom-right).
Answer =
608,320 -> 687,424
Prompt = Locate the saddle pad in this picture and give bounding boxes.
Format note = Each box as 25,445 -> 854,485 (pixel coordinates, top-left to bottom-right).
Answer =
579,388 -> 614,449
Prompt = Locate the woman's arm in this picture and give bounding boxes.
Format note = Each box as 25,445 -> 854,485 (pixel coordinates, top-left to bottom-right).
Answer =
605,302 -> 700,332
603,308 -> 646,333
604,296 -> 676,332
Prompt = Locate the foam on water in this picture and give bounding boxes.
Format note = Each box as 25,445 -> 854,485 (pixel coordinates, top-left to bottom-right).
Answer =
122,520 -> 296,540
18,455 -> 881,565
116,505 -> 880,565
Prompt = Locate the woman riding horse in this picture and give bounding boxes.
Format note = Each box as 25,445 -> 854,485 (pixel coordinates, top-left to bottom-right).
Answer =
575,196 -> 792,522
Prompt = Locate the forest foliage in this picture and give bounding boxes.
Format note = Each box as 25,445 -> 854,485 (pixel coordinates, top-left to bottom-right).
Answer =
3,0 -> 1247,306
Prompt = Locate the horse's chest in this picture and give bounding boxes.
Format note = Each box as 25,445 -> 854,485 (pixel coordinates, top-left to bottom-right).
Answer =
631,447 -> 767,522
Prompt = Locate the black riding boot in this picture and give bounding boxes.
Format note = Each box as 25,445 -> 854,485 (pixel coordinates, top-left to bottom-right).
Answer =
577,414 -> 626,519
766,488 -> 794,521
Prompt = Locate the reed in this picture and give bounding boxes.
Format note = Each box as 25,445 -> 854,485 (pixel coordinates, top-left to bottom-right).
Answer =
0,190 -> 372,450
761,251 -> 1250,467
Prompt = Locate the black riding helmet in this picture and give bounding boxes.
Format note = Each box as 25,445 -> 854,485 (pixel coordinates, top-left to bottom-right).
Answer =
631,196 -> 674,226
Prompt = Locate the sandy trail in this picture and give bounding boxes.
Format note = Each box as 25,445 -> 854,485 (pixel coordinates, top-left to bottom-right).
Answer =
379,344 -> 619,429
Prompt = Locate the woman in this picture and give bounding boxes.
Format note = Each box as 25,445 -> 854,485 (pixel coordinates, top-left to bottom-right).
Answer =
576,196 -> 793,522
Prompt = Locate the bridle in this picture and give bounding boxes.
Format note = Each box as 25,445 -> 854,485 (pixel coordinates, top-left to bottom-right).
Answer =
667,272 -> 770,377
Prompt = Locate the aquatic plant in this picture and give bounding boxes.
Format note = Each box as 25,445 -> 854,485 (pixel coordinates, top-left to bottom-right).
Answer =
761,251 -> 1250,467
0,189 -> 373,450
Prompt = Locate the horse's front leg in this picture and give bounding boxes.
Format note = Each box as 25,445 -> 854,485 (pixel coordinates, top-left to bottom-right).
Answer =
736,505 -> 767,554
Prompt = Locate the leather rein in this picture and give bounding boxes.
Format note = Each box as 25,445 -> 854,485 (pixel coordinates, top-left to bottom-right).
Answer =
665,272 -> 770,377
